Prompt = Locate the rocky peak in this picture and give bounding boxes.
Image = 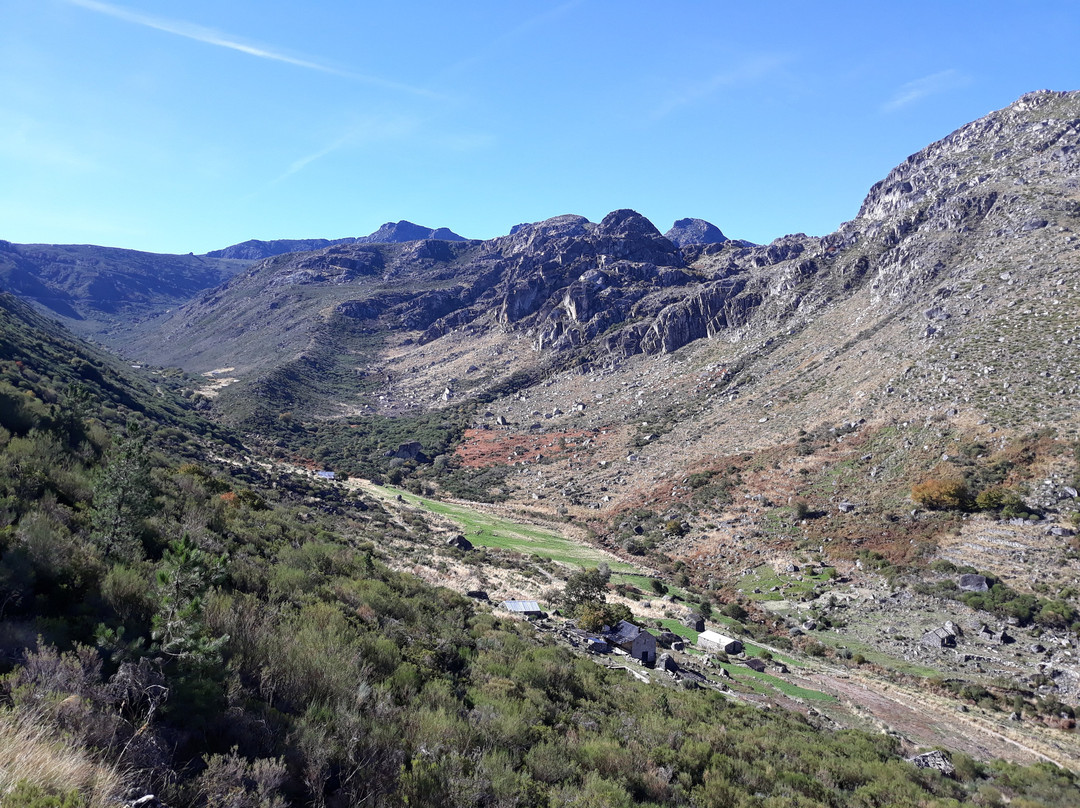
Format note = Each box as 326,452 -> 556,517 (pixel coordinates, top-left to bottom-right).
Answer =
593,210 -> 680,266
356,220 -> 467,244
664,218 -> 728,248
492,215 -> 593,258
858,90 -> 1080,226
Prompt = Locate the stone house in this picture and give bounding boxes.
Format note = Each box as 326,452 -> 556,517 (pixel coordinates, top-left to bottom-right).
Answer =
607,620 -> 657,664
697,630 -> 743,655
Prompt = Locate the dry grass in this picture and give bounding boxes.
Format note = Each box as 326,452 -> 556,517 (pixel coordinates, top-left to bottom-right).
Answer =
0,708 -> 126,808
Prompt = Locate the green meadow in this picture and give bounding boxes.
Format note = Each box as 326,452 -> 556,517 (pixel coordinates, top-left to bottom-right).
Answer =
373,484 -> 639,573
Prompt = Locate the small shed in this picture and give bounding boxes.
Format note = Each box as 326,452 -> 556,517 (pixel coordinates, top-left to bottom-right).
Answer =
316,470 -> 336,480
502,600 -> 544,618
607,620 -> 657,664
920,624 -> 959,649
697,630 -> 743,655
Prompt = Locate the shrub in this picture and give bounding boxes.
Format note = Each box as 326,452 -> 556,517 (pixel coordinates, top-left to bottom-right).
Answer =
793,499 -> 811,520
975,485 -> 1024,513
804,640 -> 828,657
911,478 -> 970,510
721,602 -> 747,621
197,748 -> 288,808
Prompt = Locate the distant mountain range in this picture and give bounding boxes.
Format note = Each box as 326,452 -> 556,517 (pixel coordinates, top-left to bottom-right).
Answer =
203,220 -> 470,260
0,215 -> 732,350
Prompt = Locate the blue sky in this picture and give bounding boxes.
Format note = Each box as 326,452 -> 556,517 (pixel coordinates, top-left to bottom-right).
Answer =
2,1 -> 1078,254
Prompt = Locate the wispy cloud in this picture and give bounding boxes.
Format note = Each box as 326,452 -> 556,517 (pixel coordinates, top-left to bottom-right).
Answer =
882,69 -> 970,112
650,54 -> 790,120
65,0 -> 438,98
272,116 -> 421,184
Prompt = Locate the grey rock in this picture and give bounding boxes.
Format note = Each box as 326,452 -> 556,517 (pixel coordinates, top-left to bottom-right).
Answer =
958,574 -> 989,592
682,612 -> 705,631
906,750 -> 955,777
663,218 -> 728,248
446,535 -> 473,551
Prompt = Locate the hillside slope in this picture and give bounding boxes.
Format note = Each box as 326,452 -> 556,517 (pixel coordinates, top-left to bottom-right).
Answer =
127,92 -> 1077,441
0,241 -> 248,348
9,270 -> 1078,808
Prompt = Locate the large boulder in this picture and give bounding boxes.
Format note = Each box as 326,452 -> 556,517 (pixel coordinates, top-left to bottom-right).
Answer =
959,574 -> 989,592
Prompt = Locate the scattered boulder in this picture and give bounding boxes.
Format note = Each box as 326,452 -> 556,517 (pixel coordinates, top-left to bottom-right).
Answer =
386,441 -> 428,462
744,658 -> 767,673
958,574 -> 989,592
656,630 -> 684,649
906,750 -> 955,777
446,534 -> 473,551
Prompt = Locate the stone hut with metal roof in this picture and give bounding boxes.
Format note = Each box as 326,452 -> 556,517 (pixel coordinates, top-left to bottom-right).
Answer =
697,630 -> 743,655
606,620 -> 657,664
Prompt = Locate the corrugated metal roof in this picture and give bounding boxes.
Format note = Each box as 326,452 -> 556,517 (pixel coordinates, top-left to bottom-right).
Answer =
502,600 -> 542,613
698,630 -> 741,649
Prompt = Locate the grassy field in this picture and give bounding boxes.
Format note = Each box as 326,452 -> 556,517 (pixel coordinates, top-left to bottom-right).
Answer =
371,484 -> 641,573
736,563 -> 834,602
720,663 -> 837,702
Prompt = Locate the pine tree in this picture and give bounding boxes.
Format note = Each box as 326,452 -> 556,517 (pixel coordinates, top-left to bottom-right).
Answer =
90,421 -> 154,561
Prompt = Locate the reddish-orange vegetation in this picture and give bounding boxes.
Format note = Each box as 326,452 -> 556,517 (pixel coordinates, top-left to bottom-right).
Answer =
454,428 -> 606,468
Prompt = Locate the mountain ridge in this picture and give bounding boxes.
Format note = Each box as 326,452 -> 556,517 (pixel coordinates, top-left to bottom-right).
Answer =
203,219 -> 470,261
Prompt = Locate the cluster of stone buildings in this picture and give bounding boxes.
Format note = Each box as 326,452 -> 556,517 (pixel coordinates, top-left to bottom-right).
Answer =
501,600 -> 746,668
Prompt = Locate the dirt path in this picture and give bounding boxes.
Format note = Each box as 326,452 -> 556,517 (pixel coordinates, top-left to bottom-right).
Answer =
797,669 -> 1080,768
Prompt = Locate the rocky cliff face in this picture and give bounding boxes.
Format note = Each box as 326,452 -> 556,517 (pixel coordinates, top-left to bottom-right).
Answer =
29,91 -> 1080,436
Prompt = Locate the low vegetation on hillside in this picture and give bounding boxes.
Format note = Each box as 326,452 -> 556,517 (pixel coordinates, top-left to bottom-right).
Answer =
3,303 -> 1080,806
